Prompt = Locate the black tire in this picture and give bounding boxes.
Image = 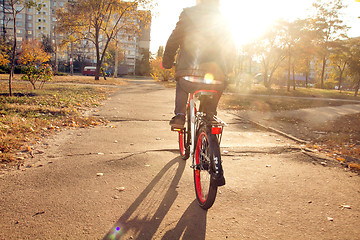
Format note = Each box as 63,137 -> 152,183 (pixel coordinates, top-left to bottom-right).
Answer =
193,125 -> 220,209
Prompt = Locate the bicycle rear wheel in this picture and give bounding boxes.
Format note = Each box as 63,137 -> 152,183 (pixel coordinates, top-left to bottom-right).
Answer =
193,126 -> 219,209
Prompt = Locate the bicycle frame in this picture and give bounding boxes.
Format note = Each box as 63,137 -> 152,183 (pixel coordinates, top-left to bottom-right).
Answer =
188,90 -> 227,163
172,88 -> 227,209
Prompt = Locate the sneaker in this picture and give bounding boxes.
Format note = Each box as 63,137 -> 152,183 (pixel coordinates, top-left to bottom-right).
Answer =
169,114 -> 185,128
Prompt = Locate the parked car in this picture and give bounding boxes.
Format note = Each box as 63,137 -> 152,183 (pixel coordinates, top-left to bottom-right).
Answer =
82,66 -> 96,76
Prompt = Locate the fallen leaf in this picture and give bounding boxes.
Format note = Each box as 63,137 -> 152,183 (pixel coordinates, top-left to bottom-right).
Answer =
116,187 -> 125,191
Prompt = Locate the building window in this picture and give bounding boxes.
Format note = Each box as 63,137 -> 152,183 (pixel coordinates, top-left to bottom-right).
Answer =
28,23 -> 32,28
18,14 -> 22,19
16,6 -> 22,11
27,15 -> 32,20
59,2 -> 64,7
16,37 -> 23,41
16,22 -> 23,27
38,26 -> 41,30
28,30 -> 32,35
43,19 -> 46,22
38,19 -> 42,22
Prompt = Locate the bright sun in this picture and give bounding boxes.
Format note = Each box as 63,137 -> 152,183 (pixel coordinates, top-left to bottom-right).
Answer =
220,0 -> 313,48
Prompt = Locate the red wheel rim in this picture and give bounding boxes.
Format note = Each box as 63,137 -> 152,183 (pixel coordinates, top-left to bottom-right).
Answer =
195,132 -> 209,203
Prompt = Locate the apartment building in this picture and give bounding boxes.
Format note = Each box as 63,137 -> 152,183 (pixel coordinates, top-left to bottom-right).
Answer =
0,0 -> 64,41
0,0 -> 151,75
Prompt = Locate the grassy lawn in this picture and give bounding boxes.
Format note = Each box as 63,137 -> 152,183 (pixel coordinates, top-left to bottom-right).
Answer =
0,78 -> 116,167
0,73 -> 128,86
227,84 -> 360,100
221,84 -> 360,112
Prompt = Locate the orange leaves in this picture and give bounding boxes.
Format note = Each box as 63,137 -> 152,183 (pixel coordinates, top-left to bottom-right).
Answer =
18,39 -> 50,66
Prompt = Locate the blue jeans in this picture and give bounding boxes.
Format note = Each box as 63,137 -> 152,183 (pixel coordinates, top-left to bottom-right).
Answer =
174,77 -> 224,115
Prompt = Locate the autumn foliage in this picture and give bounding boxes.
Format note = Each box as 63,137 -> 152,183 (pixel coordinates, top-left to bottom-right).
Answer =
18,39 -> 52,89
150,57 -> 175,82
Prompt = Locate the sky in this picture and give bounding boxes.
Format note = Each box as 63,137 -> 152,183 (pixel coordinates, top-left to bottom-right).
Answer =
149,0 -> 360,53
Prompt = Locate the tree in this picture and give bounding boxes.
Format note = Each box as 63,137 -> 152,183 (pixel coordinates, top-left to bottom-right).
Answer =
57,0 -> 153,80
0,40 -> 10,66
347,38 -> 360,97
18,39 -> 52,89
254,28 -> 286,89
41,34 -> 54,55
103,41 -> 125,76
136,48 -> 150,76
3,0 -> 41,96
310,0 -> 349,89
276,19 -> 305,91
328,40 -> 350,91
294,19 -> 317,88
157,46 -> 164,58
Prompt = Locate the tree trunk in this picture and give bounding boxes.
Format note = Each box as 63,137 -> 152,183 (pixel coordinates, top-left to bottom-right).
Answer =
287,47 -> 291,92
338,73 -> 343,92
95,27 -> 100,80
354,78 -> 360,97
320,56 -> 326,89
114,36 -> 118,78
8,7 -> 17,97
292,66 -> 296,91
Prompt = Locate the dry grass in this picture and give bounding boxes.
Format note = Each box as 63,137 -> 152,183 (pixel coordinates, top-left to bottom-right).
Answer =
227,84 -> 360,100
51,75 -> 128,85
313,113 -> 360,171
0,80 -> 113,167
0,73 -> 127,86
220,94 -> 352,112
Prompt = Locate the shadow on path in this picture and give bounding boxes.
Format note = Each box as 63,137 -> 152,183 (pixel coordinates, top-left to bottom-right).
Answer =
161,200 -> 207,240
103,157 -> 192,239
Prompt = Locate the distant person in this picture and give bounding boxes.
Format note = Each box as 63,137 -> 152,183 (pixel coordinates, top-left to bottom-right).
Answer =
163,0 -> 235,128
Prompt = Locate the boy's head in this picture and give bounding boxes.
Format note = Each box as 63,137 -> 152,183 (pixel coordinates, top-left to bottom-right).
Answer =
196,0 -> 220,5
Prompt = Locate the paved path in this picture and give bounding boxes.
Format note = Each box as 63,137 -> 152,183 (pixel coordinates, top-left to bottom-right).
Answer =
0,80 -> 359,239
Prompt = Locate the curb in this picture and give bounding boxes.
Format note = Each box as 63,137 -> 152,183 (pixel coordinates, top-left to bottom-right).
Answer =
231,113 -> 308,144
229,112 -> 349,167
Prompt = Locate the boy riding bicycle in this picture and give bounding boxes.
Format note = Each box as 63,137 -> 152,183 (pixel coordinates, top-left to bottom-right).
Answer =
162,0 -> 236,128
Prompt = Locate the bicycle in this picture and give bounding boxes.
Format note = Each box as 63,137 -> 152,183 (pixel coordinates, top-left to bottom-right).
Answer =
172,88 -> 227,209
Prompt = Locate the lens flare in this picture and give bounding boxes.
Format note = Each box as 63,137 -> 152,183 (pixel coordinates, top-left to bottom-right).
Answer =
204,73 -> 214,84
108,225 -> 124,240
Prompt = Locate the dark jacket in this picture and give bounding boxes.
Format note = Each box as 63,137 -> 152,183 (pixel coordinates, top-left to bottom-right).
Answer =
163,3 -> 235,82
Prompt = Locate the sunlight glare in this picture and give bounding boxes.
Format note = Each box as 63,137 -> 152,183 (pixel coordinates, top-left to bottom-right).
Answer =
220,0 -> 312,48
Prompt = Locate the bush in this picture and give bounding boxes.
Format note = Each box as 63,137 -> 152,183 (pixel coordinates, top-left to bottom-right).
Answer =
21,65 -> 53,89
150,57 -> 175,82
53,71 -> 68,76
314,81 -> 336,89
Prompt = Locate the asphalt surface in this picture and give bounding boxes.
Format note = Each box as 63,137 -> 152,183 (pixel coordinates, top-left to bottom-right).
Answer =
0,79 -> 359,239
